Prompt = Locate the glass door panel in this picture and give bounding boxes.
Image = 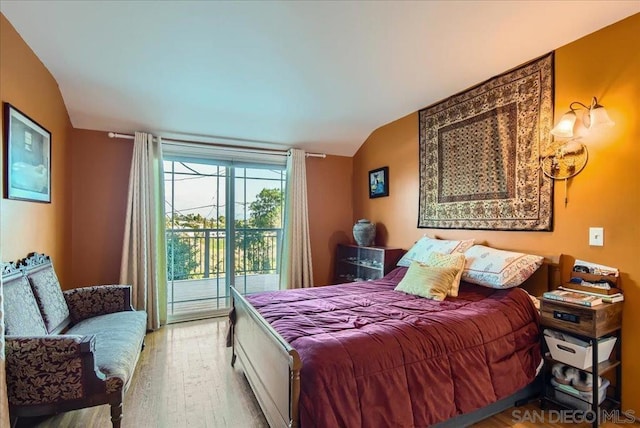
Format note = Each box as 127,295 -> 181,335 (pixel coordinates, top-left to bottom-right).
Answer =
164,161 -> 228,321
164,160 -> 285,322
233,167 -> 285,295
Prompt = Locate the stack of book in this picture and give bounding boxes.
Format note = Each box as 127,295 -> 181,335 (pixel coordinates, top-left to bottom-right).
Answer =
543,290 -> 604,307
558,286 -> 624,303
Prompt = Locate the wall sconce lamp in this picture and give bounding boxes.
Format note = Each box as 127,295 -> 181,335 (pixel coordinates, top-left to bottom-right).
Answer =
543,96 -> 614,206
550,96 -> 615,138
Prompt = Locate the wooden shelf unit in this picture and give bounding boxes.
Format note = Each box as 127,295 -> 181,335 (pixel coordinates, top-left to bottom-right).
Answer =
334,244 -> 403,284
540,298 -> 623,427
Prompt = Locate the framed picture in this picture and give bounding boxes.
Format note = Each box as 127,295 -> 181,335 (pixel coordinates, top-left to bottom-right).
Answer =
369,166 -> 389,198
3,103 -> 51,203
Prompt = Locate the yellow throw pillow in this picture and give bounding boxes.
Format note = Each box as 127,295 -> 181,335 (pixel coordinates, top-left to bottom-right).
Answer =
425,252 -> 466,297
395,262 -> 458,301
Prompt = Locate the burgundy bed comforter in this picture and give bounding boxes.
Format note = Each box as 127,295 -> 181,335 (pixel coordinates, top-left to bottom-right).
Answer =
245,267 -> 541,427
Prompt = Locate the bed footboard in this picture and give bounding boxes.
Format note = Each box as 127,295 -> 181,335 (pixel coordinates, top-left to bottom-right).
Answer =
230,287 -> 301,428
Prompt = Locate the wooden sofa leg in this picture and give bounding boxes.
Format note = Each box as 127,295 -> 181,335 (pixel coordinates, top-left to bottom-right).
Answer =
110,401 -> 123,428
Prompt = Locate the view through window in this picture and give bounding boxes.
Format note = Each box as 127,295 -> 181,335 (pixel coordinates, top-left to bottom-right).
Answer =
164,160 -> 286,321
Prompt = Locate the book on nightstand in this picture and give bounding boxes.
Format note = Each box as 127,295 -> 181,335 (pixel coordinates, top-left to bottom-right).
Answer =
558,286 -> 624,303
542,290 -> 603,307
563,281 -> 622,296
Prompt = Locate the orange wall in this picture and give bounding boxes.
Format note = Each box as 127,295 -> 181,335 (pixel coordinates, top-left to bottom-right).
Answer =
70,129 -> 133,286
0,14 -> 73,285
306,155 -> 354,285
353,14 -> 640,411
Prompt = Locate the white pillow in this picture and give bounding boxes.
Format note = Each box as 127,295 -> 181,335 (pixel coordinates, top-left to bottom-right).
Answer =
397,236 -> 474,267
462,245 -> 543,289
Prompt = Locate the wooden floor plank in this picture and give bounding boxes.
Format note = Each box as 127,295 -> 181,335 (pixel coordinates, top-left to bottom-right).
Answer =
15,318 -> 636,428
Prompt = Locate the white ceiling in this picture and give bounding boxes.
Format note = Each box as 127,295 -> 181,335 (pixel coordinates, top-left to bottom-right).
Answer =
2,1 -> 638,156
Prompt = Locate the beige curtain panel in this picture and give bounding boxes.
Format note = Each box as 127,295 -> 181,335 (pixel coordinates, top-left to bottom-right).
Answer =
120,132 -> 168,330
280,149 -> 314,289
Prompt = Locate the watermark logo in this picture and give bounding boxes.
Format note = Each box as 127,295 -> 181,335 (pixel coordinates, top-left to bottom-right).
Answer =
511,409 -> 636,424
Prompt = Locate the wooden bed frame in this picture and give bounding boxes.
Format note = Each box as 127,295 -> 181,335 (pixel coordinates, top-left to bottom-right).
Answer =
229,256 -> 561,428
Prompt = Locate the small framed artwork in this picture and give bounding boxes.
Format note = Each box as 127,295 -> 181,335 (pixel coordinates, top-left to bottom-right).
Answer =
3,103 -> 51,203
369,166 -> 389,199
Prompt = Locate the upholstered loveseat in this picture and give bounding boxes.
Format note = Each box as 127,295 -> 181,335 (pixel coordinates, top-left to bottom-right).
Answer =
2,253 -> 147,427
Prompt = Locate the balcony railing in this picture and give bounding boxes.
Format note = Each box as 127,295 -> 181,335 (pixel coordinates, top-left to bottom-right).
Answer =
166,227 -> 282,280
166,227 -> 283,319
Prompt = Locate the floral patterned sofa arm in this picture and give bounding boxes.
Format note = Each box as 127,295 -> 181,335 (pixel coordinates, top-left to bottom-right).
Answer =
63,285 -> 134,323
4,335 -> 106,406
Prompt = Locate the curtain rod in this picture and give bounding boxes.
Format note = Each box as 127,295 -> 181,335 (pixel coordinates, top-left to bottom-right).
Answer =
107,132 -> 326,158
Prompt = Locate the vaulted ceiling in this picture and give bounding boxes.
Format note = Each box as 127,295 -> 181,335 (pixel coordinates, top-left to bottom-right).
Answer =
1,1 -> 638,155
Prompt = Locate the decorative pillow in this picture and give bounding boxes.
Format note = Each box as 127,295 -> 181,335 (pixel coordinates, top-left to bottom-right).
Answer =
425,252 -> 466,297
394,262 -> 458,301
462,245 -> 544,289
397,236 -> 474,267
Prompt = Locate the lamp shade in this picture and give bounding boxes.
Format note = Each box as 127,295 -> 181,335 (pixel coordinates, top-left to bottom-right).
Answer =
589,104 -> 615,129
551,111 -> 577,138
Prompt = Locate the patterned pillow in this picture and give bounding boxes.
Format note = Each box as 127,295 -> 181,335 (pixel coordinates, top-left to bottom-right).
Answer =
397,236 -> 474,267
425,252 -> 466,297
462,245 -> 544,289
394,262 -> 458,301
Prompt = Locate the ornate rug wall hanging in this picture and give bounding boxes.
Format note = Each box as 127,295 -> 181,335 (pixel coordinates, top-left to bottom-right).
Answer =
418,53 -> 554,231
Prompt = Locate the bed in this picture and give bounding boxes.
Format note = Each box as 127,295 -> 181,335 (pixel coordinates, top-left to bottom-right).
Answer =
228,255 -> 560,427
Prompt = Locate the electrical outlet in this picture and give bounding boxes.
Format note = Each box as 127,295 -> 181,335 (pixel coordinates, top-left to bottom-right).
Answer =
589,227 -> 604,246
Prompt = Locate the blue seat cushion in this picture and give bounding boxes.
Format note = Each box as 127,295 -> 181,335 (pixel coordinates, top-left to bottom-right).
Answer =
67,311 -> 147,384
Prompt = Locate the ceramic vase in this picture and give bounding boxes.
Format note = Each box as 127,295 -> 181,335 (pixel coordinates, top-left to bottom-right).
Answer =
353,219 -> 376,247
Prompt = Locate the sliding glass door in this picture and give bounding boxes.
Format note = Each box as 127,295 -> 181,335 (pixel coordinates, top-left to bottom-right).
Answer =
164,159 -> 285,322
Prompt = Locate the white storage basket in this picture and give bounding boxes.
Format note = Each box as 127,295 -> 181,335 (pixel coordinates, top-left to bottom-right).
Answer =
544,333 -> 616,369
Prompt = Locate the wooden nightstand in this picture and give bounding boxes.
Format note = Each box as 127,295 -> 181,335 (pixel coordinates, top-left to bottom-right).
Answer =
540,299 -> 622,427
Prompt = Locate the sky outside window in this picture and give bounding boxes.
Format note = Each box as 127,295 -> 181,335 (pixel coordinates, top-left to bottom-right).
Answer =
164,160 -> 285,223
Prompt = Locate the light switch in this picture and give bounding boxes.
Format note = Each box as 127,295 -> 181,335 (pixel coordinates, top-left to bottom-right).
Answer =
589,227 -> 604,246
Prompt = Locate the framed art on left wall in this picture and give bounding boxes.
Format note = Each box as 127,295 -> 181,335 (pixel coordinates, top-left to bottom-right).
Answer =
3,103 -> 51,203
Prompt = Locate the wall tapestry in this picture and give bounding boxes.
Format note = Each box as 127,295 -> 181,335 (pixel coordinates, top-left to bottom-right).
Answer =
418,53 -> 554,231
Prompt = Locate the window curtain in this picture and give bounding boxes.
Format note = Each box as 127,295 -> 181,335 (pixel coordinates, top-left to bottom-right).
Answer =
280,149 -> 314,289
0,275 -> 9,427
120,132 -> 168,330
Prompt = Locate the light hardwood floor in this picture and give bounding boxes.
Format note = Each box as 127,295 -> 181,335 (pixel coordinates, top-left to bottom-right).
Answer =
16,318 -> 637,428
